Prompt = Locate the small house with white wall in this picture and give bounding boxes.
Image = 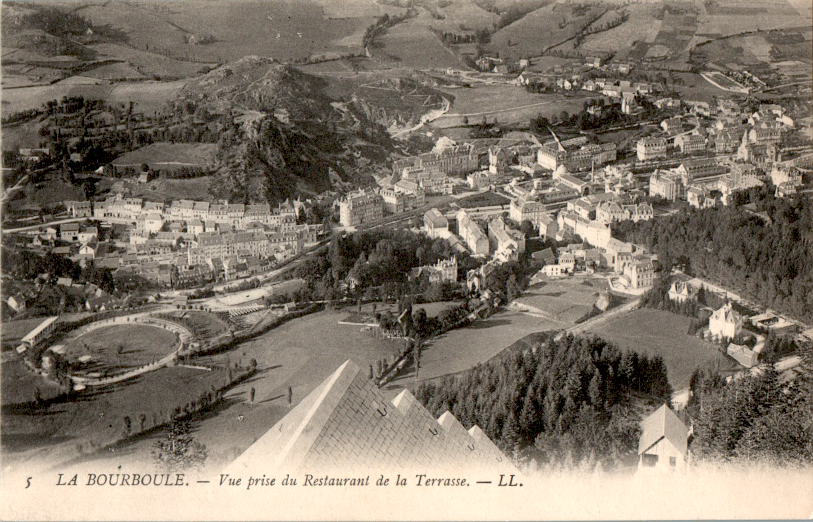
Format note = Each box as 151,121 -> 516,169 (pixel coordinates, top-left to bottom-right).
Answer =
668,280 -> 698,303
638,404 -> 688,473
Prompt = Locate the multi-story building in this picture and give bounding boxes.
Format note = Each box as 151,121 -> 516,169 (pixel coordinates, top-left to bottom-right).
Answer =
60,222 -> 81,242
339,190 -> 384,227
675,134 -> 706,154
467,170 -> 495,190
393,179 -> 426,204
636,137 -> 668,161
748,126 -> 781,145
709,302 -> 743,340
620,258 -> 655,289
509,198 -> 548,225
717,166 -> 763,205
595,202 -> 654,224
192,201 -> 210,220
65,201 -> 93,217
557,211 -> 612,249
381,188 -> 417,215
537,140 -> 616,172
686,185 -> 717,208
143,214 -> 164,234
424,208 -> 449,238
649,169 -> 683,201
714,128 -> 744,153
186,230 -> 296,266
244,203 -> 270,224
393,144 -> 479,177
677,158 -> 727,182
456,209 -> 489,256
537,213 -> 558,239
487,217 -> 525,261
419,173 -> 454,195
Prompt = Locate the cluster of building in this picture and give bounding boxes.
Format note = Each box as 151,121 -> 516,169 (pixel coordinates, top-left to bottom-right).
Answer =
649,156 -> 799,207
667,281 -> 767,368
48,195 -> 326,287
66,194 -> 306,231
339,145 -> 484,227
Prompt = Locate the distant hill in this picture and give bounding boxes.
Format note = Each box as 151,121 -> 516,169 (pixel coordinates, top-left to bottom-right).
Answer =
174,57 -> 405,203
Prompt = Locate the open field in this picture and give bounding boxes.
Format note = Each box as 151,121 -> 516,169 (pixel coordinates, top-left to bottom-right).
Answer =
585,308 -> 743,390
672,72 -> 736,102
516,276 -> 612,324
64,324 -> 178,370
702,71 -> 748,92
433,85 -> 598,127
580,5 -> 662,56
59,307 -> 439,468
443,84 -> 550,113
86,43 -> 213,79
111,142 -> 217,170
123,176 -> 214,202
373,15 -> 461,69
697,12 -> 808,37
397,309 -> 566,384
108,308 -> 408,467
2,79 -> 187,114
427,0 -> 499,32
5,178 -> 86,212
64,0 -> 376,63
1,365 -> 228,460
526,56 -> 579,72
487,2 -> 606,59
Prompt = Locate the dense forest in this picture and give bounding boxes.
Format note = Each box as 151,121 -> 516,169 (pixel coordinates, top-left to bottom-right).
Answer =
416,333 -> 671,470
613,190 -> 813,323
688,346 -> 813,466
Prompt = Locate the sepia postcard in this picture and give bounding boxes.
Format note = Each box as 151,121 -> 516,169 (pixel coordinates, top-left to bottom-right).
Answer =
1,0 -> 812,519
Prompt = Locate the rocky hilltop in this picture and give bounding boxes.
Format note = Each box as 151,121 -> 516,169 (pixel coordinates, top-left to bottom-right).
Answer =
174,57 -> 396,203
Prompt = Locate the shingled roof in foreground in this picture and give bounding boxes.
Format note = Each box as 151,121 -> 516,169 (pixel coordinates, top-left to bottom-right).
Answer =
227,360 -> 512,474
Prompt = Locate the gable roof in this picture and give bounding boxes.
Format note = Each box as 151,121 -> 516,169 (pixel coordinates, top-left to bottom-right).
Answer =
226,360 -> 511,474
638,404 -> 688,456
711,302 -> 741,324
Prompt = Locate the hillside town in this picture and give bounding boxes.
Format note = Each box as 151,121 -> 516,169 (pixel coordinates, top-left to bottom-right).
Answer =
1,2 -> 812,516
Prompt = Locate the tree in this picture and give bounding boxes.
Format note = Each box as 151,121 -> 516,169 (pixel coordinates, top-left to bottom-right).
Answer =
152,419 -> 208,472
501,411 -> 522,461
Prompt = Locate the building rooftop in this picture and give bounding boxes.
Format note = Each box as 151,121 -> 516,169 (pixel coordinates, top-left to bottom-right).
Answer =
638,404 -> 688,456
226,360 -> 511,473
